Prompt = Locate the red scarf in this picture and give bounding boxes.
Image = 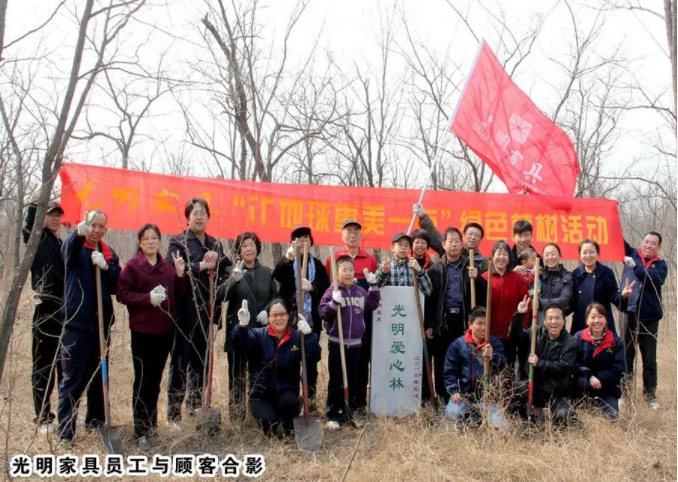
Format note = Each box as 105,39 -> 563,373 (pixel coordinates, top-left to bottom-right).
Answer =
85,239 -> 114,261
464,328 -> 487,348
268,324 -> 293,347
581,328 -> 615,357
637,248 -> 660,269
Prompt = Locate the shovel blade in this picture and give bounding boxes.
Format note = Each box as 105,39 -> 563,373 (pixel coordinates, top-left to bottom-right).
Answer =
195,407 -> 222,436
98,425 -> 124,455
293,415 -> 323,452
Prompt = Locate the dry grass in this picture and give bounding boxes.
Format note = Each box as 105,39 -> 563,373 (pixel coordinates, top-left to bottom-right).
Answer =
0,232 -> 675,481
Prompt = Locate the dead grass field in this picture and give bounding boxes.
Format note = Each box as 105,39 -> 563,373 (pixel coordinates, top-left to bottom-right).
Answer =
0,235 -> 675,482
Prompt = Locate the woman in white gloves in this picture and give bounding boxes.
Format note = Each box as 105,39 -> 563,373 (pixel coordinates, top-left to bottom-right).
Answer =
117,224 -> 185,449
217,232 -> 278,421
231,298 -> 321,437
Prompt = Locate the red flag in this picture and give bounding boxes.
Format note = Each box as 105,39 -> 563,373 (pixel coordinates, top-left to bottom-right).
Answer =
449,40 -> 580,197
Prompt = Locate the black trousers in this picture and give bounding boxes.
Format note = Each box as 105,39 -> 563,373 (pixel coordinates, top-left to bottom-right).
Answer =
306,318 -> 322,408
227,347 -> 248,422
31,299 -> 63,424
354,310 -> 373,409
327,343 -> 361,421
131,330 -> 173,438
514,380 -> 574,424
433,311 -> 465,403
57,327 -> 107,441
624,314 -> 659,398
167,322 -> 207,422
250,391 -> 300,436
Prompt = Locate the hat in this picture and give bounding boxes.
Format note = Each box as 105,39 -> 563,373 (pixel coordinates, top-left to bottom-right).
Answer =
46,201 -> 64,215
291,226 -> 312,241
391,232 -> 412,245
342,219 -> 362,230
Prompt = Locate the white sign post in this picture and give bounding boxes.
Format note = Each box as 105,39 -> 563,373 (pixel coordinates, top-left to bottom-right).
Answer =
370,286 -> 423,417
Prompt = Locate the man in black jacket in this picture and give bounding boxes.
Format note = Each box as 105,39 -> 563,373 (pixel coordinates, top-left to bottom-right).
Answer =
511,302 -> 578,424
22,196 -> 66,432
273,226 -> 329,409
426,227 -> 485,403
166,198 -> 231,427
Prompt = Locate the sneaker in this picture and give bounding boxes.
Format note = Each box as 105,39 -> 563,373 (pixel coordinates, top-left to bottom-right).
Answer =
138,436 -> 151,451
39,423 -> 54,434
58,438 -> 74,449
324,420 -> 341,430
649,399 -> 660,410
169,421 -> 183,432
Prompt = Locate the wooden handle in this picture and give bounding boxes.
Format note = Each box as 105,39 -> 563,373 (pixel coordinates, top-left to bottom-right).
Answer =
469,249 -> 476,309
329,248 -> 350,392
529,263 -> 540,356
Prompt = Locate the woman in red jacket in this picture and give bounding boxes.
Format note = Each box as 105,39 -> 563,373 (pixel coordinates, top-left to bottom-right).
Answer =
117,224 -> 186,450
479,240 -> 530,367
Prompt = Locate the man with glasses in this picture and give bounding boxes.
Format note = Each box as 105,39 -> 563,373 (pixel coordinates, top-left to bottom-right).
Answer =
324,220 -> 378,413
166,198 -> 231,429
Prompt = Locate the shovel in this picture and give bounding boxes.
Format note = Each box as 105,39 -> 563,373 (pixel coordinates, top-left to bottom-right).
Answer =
293,242 -> 323,452
95,265 -> 124,455
196,269 -> 221,436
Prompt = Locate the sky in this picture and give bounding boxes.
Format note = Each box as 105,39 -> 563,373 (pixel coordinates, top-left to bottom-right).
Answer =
5,0 -> 675,193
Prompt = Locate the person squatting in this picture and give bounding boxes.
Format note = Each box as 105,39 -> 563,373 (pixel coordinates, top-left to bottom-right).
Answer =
22,196 -> 667,449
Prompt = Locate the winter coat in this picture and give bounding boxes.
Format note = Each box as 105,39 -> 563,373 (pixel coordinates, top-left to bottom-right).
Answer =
443,329 -> 507,398
273,255 -> 330,332
572,263 -> 626,334
319,284 -> 380,346
511,313 -> 578,398
22,202 -> 65,302
574,328 -> 625,399
426,253 -> 487,335
218,259 -> 278,351
231,324 -> 321,398
509,243 -> 544,270
620,240 -> 668,322
539,265 -> 573,315
116,252 -> 185,334
478,269 -> 530,339
167,229 -> 231,331
61,231 -> 120,333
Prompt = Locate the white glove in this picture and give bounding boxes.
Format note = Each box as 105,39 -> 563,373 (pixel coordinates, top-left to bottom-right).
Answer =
150,286 -> 166,307
363,268 -> 378,285
413,203 -> 425,217
232,260 -> 245,282
91,251 -> 107,269
257,310 -> 269,325
624,256 -> 636,268
285,239 -> 298,261
77,220 -> 92,236
332,290 -> 343,305
301,278 -> 313,292
297,314 -> 312,335
238,300 -> 250,327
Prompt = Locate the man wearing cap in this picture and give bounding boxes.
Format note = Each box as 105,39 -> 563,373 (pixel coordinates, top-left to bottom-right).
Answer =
377,232 -> 433,296
22,193 -> 67,433
274,226 -> 330,408
324,219 -> 378,412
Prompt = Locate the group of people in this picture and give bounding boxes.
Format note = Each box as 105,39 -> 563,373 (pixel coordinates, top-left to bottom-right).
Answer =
22,193 -> 667,449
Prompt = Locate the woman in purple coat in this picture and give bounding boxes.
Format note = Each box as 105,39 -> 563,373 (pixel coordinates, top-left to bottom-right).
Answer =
117,224 -> 186,449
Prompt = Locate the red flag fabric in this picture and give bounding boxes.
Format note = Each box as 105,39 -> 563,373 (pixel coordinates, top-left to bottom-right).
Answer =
449,40 -> 580,197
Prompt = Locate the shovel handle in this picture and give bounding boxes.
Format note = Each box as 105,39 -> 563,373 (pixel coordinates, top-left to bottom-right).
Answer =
95,265 -> 112,427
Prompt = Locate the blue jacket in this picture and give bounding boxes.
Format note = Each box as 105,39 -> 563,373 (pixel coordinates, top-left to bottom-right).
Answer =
61,231 -> 120,333
620,240 -> 668,322
231,324 -> 321,398
574,329 -> 626,399
572,263 -> 626,334
443,330 -> 507,398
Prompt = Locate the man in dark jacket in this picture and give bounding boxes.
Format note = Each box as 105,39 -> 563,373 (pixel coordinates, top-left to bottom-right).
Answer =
166,198 -> 231,427
273,226 -> 329,408
620,232 -> 668,408
511,303 -> 578,424
426,227 -> 485,403
444,306 -> 507,428
510,219 -> 543,273
57,210 -> 121,445
23,196 -> 66,432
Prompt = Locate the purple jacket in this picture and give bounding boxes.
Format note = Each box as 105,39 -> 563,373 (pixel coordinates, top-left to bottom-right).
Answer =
117,252 -> 185,334
319,284 -> 380,346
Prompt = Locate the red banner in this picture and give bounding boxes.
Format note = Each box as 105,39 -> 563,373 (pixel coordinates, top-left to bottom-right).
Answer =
450,40 -> 580,197
59,163 -> 623,261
